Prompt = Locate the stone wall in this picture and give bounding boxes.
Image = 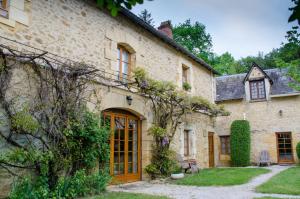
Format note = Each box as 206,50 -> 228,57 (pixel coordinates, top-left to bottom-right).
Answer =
0,0 -> 215,102
216,96 -> 300,166
0,0 -> 216,195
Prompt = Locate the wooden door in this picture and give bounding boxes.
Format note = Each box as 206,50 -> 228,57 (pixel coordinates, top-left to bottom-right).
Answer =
276,132 -> 294,163
104,111 -> 141,183
208,132 -> 215,167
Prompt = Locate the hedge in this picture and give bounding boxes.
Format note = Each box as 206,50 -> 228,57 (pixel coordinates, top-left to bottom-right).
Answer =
297,142 -> 300,160
230,120 -> 251,167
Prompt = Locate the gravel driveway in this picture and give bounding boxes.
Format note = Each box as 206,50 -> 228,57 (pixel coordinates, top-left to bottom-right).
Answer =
109,165 -> 299,199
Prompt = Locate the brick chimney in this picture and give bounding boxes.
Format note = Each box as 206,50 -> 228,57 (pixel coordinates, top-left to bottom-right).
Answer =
158,20 -> 173,39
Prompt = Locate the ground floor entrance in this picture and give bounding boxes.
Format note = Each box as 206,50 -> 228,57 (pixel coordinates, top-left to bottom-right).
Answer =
208,132 -> 215,167
276,132 -> 294,164
104,109 -> 141,183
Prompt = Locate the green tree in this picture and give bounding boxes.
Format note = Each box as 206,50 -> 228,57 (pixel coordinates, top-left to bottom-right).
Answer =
289,0 -> 300,25
230,120 -> 251,167
212,52 -> 237,75
173,19 -> 213,63
138,9 -> 154,26
96,0 -> 151,16
287,0 -> 300,90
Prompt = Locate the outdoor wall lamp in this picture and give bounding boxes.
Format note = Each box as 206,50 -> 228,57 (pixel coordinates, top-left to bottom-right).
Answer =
126,95 -> 133,106
279,110 -> 283,116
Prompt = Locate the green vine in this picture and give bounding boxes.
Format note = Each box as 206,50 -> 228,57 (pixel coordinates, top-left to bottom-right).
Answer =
133,67 -> 229,178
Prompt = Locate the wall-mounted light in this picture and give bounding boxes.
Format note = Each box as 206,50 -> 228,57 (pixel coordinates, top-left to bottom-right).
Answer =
279,110 -> 283,116
126,95 -> 133,106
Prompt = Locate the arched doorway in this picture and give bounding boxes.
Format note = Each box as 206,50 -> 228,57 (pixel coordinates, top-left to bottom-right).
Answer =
103,109 -> 141,183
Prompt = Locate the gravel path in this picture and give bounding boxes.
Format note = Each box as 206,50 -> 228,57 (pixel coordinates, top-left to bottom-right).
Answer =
108,165 -> 299,199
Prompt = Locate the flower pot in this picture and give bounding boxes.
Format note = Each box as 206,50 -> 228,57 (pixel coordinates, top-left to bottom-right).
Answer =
171,173 -> 184,179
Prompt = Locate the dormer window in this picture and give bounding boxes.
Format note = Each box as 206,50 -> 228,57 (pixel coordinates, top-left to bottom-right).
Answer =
250,80 -> 266,100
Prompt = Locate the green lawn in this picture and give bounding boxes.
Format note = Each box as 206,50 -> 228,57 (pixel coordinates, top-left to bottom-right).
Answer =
174,168 -> 270,186
89,192 -> 170,199
256,166 -> 300,195
254,197 -> 283,199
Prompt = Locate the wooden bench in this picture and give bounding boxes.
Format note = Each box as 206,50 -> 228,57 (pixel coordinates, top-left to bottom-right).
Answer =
177,154 -> 200,173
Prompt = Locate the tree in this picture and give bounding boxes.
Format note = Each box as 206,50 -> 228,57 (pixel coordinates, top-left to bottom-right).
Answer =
138,9 -> 154,26
286,1 -> 300,90
96,0 -> 151,16
211,52 -> 237,75
289,0 -> 300,25
230,120 -> 251,167
173,19 -> 213,63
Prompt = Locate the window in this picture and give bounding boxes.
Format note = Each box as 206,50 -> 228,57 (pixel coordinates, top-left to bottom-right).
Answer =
182,66 -> 188,84
184,130 -> 190,156
0,0 -> 7,9
220,136 -> 230,155
0,0 -> 8,18
117,46 -> 130,82
250,80 -> 266,100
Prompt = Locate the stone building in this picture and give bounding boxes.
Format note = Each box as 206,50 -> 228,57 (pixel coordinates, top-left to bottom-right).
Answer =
0,0 -> 218,194
215,63 -> 300,166
0,0 -> 299,197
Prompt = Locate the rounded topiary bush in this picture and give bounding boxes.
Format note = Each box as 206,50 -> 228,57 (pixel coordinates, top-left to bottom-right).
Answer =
230,120 -> 251,167
296,142 -> 300,160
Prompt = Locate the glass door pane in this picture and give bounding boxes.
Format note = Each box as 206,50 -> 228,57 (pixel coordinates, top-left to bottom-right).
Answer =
114,116 -> 125,175
128,119 -> 138,174
277,132 -> 293,162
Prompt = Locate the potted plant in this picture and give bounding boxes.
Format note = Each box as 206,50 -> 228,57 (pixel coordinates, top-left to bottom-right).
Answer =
171,165 -> 184,179
182,82 -> 192,91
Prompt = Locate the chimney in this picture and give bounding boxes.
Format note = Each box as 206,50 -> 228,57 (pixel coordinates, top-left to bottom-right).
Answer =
158,20 -> 173,39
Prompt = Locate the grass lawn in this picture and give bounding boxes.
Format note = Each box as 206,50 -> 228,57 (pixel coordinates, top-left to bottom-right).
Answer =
88,192 -> 170,199
174,168 -> 270,186
256,166 -> 300,195
254,197 -> 283,199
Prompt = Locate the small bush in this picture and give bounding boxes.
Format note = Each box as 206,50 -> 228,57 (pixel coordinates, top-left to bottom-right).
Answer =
296,142 -> 300,160
10,170 -> 110,199
230,120 -> 251,167
182,82 -> 192,91
10,177 -> 49,199
145,147 -> 177,179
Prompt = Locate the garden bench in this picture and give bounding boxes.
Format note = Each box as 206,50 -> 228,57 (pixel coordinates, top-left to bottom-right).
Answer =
258,150 -> 271,166
177,154 -> 200,173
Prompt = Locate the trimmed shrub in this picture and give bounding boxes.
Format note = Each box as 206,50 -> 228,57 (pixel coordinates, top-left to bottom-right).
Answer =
297,142 -> 300,160
230,120 -> 251,167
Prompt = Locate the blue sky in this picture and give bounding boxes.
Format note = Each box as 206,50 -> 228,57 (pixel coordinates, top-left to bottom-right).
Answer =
132,0 -> 297,59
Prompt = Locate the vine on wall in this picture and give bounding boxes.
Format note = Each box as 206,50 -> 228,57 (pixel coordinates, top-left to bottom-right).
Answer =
0,45 -> 111,198
133,68 -> 229,178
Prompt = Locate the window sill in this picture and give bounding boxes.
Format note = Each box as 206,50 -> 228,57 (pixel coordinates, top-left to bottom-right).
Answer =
0,16 -> 15,27
249,99 -> 267,103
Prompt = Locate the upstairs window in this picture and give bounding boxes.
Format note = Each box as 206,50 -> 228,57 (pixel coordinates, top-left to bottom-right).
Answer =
0,0 -> 8,18
182,65 -> 191,91
220,136 -> 230,155
250,80 -> 266,100
117,46 -> 130,82
182,66 -> 188,84
184,130 -> 190,156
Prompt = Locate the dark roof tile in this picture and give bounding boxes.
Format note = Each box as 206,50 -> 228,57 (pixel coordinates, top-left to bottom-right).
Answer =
216,68 -> 299,102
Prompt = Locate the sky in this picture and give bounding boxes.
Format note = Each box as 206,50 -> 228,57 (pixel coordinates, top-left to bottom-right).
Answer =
132,0 -> 297,59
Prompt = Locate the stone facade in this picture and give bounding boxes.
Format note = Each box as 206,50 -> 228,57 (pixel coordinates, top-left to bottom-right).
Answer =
215,65 -> 300,166
0,0 -> 216,196
1,0 -> 299,197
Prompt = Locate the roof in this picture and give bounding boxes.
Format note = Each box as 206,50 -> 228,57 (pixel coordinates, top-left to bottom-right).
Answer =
119,8 -> 219,75
216,68 -> 300,102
